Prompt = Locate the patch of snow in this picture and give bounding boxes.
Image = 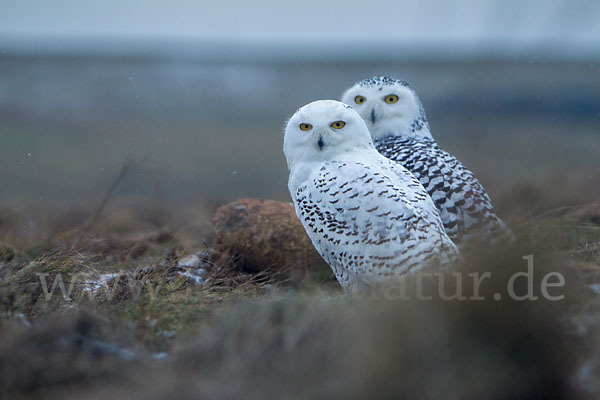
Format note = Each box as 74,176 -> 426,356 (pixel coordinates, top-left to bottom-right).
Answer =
588,284 -> 600,295
75,334 -> 137,361
152,352 -> 168,360
179,254 -> 202,269
157,329 -> 175,339
82,272 -> 120,293
14,313 -> 31,328
177,253 -> 210,285
181,269 -> 207,285
574,355 -> 600,394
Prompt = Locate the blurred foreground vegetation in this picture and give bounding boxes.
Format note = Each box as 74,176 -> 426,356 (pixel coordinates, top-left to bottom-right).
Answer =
0,199 -> 599,399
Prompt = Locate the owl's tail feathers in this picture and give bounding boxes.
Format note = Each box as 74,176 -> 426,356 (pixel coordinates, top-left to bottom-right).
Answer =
458,216 -> 516,251
440,241 -> 463,266
496,218 -> 517,244
433,229 -> 462,268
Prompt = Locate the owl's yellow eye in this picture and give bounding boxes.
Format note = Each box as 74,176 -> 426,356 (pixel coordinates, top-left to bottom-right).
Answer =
384,94 -> 399,104
331,121 -> 346,129
354,95 -> 366,104
299,123 -> 313,131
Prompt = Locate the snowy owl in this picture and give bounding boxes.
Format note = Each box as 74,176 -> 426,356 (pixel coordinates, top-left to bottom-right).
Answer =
341,76 -> 512,244
284,100 -> 459,293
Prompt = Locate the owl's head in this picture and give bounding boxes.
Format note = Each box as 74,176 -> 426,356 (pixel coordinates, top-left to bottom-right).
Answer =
341,76 -> 432,141
283,100 -> 374,169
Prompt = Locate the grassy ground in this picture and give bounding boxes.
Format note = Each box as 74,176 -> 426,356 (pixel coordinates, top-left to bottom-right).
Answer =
1,199 -> 600,399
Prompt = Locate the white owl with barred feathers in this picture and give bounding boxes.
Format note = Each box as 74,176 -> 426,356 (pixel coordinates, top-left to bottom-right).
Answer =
284,100 -> 459,293
341,77 -> 513,245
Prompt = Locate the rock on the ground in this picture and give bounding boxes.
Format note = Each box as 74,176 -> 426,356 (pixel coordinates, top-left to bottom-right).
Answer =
212,198 -> 331,282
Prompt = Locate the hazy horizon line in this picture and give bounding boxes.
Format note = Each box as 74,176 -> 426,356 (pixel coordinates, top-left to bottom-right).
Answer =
1,35 -> 600,62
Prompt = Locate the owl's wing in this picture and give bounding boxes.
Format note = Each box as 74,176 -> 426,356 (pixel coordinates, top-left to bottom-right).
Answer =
376,137 -> 460,240
438,147 -> 511,239
376,137 -> 510,242
292,158 -> 456,288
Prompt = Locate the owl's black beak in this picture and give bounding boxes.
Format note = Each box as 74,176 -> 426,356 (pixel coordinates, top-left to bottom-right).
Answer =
370,108 -> 377,124
317,136 -> 324,150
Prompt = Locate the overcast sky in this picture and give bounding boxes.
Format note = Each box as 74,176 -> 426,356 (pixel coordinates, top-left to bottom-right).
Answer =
1,0 -> 599,46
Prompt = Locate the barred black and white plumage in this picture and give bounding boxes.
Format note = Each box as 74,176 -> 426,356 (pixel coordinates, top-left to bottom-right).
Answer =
375,135 -> 510,243
342,76 -> 512,244
284,100 -> 460,293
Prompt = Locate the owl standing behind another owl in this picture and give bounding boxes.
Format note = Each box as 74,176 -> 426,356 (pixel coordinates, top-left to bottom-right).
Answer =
284,100 -> 459,293
342,77 -> 513,245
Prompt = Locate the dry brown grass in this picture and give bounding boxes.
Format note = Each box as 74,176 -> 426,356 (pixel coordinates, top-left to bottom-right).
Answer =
0,200 -> 599,399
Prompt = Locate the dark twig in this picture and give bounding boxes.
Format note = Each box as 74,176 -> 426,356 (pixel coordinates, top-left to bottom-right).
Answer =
83,157 -> 162,232
88,161 -> 133,229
